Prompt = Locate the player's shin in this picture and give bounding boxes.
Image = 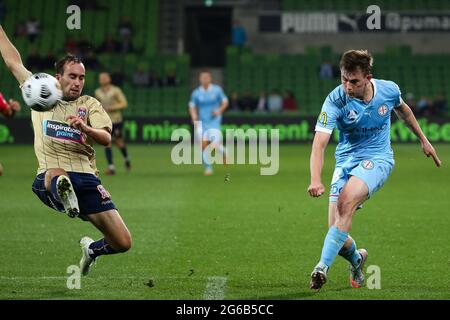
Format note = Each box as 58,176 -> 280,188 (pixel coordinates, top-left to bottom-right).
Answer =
318,225 -> 349,269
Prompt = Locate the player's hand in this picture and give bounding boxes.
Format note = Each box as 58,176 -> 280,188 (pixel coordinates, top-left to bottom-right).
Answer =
422,140 -> 442,167
212,109 -> 222,117
308,182 -> 325,197
66,115 -> 89,133
8,99 -> 20,113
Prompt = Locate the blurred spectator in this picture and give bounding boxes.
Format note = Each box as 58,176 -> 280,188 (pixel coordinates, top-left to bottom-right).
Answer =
97,35 -> 119,54
119,37 -> 134,54
267,89 -> 283,112
239,91 -> 257,112
432,93 -> 448,116
416,96 -> 432,117
149,69 -> 163,88
118,16 -> 133,40
26,47 -> 42,71
232,20 -> 247,49
256,91 -> 267,112
133,68 -> 149,87
41,50 -> 57,70
283,90 -> 297,112
14,21 -> 27,38
25,17 -> 40,42
229,92 -> 241,111
64,36 -> 78,54
77,37 -> 93,56
319,61 -> 333,79
165,70 -> 178,87
111,68 -> 125,86
83,51 -> 102,70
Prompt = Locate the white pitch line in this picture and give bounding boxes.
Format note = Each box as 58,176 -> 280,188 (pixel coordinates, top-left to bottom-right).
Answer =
203,276 -> 227,300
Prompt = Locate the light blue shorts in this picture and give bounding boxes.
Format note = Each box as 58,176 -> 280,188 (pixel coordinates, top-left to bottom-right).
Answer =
329,157 -> 394,202
195,122 -> 222,144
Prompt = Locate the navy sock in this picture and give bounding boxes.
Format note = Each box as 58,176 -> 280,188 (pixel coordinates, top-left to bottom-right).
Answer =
50,176 -> 61,201
105,147 -> 113,165
120,147 -> 129,160
88,238 -> 118,259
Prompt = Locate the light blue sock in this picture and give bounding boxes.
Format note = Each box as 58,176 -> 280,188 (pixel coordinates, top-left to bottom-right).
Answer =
338,238 -> 362,267
202,149 -> 212,171
319,226 -> 349,268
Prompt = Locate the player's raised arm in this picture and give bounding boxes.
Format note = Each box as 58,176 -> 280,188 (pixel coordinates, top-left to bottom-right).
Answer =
308,131 -> 331,197
394,99 -> 442,167
0,25 -> 32,85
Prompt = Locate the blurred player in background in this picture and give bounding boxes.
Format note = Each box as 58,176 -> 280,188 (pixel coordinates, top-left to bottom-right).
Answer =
95,72 -> 130,175
0,91 -> 21,176
189,70 -> 229,175
0,25 -> 131,275
307,49 -> 441,290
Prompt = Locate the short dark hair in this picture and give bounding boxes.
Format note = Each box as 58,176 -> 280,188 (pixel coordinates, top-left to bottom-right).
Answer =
55,54 -> 83,75
339,50 -> 373,75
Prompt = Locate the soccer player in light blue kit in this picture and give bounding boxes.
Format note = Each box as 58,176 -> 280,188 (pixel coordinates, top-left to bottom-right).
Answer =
308,50 -> 441,290
189,70 -> 229,175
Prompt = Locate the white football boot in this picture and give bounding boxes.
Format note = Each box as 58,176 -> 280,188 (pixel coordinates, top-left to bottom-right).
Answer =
56,175 -> 79,218
79,236 -> 96,276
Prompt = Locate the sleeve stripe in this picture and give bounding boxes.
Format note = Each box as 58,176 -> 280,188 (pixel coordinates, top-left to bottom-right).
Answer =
189,102 -> 196,108
315,126 -> 333,134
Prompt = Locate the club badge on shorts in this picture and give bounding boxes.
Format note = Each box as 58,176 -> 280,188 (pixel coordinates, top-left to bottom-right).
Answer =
97,185 -> 111,200
361,160 -> 374,170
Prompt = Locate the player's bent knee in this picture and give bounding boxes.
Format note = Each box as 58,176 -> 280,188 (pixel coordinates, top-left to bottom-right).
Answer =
112,231 -> 132,253
336,198 -> 355,217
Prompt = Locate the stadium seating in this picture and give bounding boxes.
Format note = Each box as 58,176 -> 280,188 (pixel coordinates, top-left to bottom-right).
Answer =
225,45 -> 450,115
0,0 -> 191,117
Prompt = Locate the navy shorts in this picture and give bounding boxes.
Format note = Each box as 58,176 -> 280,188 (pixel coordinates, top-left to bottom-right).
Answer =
32,172 -> 116,220
112,122 -> 123,138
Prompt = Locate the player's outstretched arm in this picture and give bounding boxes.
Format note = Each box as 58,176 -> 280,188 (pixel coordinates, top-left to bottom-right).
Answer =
394,100 -> 442,167
308,131 -> 331,197
0,25 -> 32,84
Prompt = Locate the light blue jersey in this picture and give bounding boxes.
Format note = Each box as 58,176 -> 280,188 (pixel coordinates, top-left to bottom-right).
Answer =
189,84 -> 228,130
316,79 -> 401,164
315,79 -> 401,201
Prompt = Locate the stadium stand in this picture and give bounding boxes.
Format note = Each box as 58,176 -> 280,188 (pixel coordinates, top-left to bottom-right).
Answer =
0,0 -> 191,117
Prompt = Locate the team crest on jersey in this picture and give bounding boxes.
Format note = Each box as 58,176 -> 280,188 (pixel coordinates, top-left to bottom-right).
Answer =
347,109 -> 358,121
378,105 -> 388,116
361,160 -> 374,170
77,107 -> 87,120
97,185 -> 111,200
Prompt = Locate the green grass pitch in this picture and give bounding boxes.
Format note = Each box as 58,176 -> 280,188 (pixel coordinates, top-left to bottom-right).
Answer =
0,144 -> 449,299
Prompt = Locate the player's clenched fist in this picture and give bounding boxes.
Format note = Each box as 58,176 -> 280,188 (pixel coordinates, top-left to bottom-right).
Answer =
308,182 -> 325,197
66,115 -> 88,132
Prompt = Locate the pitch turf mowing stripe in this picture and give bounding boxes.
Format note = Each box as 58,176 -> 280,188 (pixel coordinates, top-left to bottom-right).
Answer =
203,276 -> 228,300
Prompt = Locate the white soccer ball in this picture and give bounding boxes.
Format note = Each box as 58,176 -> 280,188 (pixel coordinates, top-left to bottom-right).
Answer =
21,73 -> 62,111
